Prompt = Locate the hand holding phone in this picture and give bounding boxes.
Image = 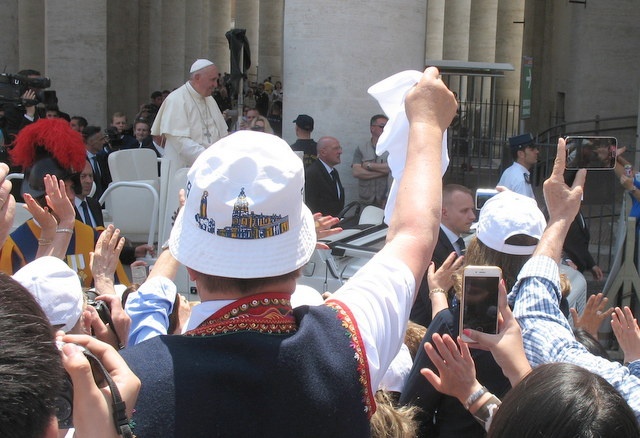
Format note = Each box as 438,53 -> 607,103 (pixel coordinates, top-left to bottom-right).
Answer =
460,265 -> 501,342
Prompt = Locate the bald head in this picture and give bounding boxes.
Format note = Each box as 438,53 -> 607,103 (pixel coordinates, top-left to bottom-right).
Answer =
317,136 -> 342,167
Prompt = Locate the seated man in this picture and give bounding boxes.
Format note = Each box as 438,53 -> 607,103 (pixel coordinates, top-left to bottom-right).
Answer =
119,67 -> 458,437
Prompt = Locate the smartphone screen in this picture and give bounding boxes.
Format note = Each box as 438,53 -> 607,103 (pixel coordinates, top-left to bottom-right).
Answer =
460,266 -> 500,342
565,136 -> 617,170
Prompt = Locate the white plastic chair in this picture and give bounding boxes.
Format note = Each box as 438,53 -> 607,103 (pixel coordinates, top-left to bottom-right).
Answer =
99,181 -> 159,247
108,148 -> 159,187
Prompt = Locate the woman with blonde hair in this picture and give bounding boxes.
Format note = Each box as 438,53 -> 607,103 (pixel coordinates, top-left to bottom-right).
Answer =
249,115 -> 274,134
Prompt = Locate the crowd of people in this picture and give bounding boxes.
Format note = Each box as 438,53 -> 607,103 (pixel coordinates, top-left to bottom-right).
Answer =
2,60 -> 640,438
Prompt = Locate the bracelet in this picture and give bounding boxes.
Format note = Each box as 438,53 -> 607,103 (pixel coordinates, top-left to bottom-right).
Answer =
464,385 -> 488,410
37,238 -> 52,246
429,288 -> 447,299
471,394 -> 501,431
56,228 -> 74,234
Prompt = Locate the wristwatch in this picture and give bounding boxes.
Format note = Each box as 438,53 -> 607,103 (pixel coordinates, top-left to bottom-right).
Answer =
366,162 -> 372,170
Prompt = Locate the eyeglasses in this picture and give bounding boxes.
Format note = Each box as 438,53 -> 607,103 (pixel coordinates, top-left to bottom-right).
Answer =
251,126 -> 265,132
372,124 -> 386,129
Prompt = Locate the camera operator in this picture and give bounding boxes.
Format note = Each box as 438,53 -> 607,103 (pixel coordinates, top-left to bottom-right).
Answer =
2,69 -> 49,138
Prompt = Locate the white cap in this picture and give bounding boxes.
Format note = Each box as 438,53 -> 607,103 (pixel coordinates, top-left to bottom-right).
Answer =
13,257 -> 84,332
190,59 -> 215,73
476,191 -> 546,255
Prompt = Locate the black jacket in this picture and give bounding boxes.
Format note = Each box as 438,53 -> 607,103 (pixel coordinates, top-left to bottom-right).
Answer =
304,159 -> 345,217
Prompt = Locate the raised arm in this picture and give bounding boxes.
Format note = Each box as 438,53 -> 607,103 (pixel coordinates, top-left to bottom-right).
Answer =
382,67 -> 458,284
534,138 -> 586,261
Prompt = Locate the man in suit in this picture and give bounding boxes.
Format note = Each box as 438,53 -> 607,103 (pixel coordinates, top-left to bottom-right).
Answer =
304,136 -> 344,217
75,159 -> 104,227
82,125 -> 112,200
410,184 -> 476,326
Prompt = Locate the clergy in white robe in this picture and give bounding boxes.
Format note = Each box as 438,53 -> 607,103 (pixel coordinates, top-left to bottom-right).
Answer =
152,59 -> 228,169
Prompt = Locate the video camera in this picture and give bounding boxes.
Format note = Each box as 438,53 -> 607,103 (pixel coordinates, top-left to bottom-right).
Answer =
0,72 -> 56,107
104,126 -> 124,150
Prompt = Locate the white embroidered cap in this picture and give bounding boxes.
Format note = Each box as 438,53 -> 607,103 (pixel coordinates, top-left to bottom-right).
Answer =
13,256 -> 84,332
476,190 -> 546,255
169,131 -> 316,278
190,59 -> 215,73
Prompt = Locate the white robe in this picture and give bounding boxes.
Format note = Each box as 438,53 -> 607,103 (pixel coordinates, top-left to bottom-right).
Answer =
152,82 -> 228,169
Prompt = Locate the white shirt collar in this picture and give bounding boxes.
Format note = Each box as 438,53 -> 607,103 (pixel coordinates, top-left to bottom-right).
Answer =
184,299 -> 236,332
440,224 -> 460,246
319,159 -> 334,174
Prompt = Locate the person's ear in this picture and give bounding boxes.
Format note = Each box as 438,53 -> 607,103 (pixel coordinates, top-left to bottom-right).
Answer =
186,267 -> 198,282
43,414 -> 58,438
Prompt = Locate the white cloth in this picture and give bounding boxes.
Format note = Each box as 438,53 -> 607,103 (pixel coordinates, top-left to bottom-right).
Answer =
497,162 -> 535,199
378,343 -> 412,392
151,82 -> 228,168
368,70 -> 449,224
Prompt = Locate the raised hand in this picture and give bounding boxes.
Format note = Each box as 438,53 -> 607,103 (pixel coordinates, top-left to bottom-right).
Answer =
570,293 -> 613,339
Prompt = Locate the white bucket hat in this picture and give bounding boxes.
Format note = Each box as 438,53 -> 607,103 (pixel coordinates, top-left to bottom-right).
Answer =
476,191 -> 546,255
13,256 -> 84,332
169,131 -> 316,278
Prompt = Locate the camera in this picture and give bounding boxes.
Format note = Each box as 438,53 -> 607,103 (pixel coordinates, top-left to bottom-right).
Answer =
0,72 -> 55,107
104,126 -> 124,150
54,341 -> 113,430
54,341 -> 96,429
85,290 -> 112,326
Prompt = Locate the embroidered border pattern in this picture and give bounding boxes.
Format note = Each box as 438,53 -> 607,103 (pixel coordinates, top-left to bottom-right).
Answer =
185,295 -> 297,337
325,299 -> 376,418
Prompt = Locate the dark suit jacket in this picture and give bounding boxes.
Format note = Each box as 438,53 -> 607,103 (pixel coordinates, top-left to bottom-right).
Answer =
88,151 -> 112,200
409,227 -> 458,327
140,137 -> 161,156
304,159 -> 345,217
563,212 -> 596,272
75,196 -> 105,227
140,138 -> 163,175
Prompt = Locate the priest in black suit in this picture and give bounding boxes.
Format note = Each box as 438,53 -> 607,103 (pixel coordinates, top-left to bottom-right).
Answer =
409,184 -> 476,327
304,136 -> 345,217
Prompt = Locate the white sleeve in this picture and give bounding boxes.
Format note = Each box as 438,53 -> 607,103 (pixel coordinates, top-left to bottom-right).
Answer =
328,253 -> 415,391
166,134 -> 205,167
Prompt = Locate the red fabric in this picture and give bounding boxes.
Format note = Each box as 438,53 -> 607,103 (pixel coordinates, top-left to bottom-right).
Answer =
11,118 -> 86,171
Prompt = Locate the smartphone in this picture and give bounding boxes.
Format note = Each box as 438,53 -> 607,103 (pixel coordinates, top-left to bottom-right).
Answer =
459,265 -> 501,342
565,136 -> 617,170
475,188 -> 499,210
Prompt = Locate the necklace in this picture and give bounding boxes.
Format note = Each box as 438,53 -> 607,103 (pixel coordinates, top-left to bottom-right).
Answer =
187,84 -> 213,144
